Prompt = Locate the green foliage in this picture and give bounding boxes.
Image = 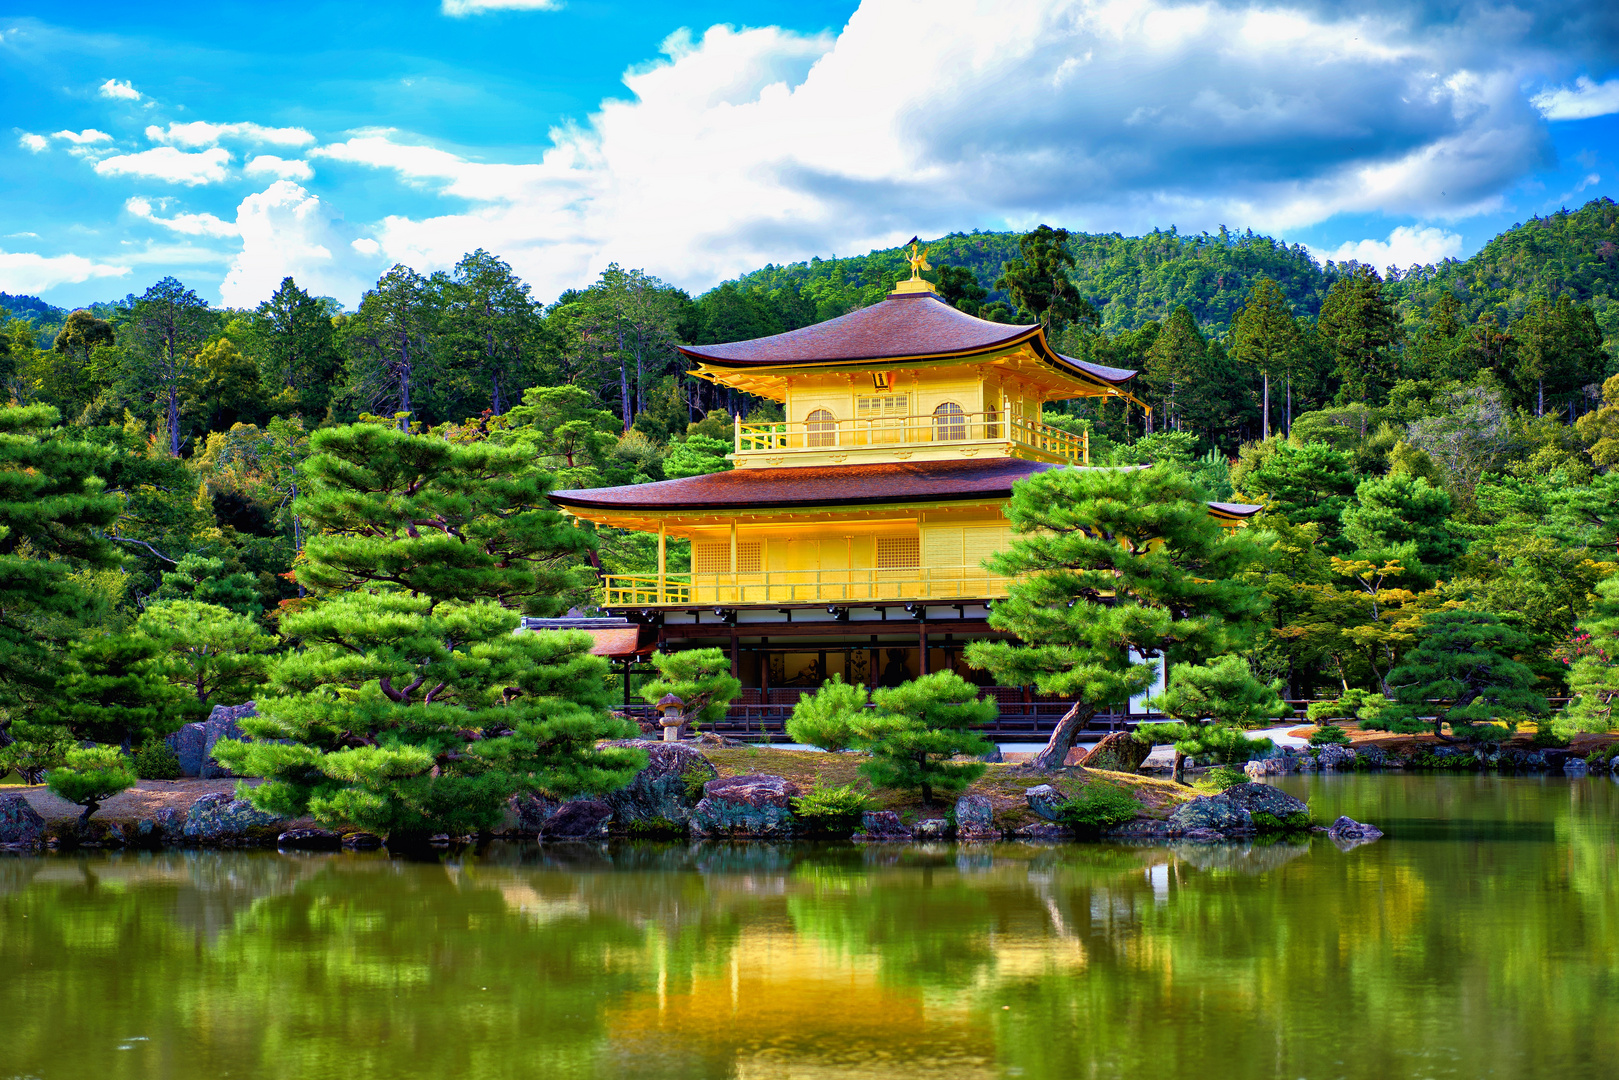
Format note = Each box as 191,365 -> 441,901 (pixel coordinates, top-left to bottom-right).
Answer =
47,745 -> 137,827
1236,439 -> 1358,549
1196,765 -> 1249,791
790,783 -> 873,836
1530,727 -> 1571,749
1150,655 -> 1291,729
51,631 -> 189,748
967,464 -> 1267,767
680,765 -> 711,802
1319,265 -> 1401,406
1560,575 -> 1619,735
1135,720 -> 1275,765
1341,474 -> 1463,580
1056,782 -> 1141,835
857,672 -> 996,806
1382,610 -> 1547,741
1309,723 -> 1351,746
136,600 -> 275,716
640,648 -> 741,729
133,736 -> 183,780
153,554 -> 263,617
786,674 -> 869,751
662,433 -> 732,480
994,225 -> 1097,334
1305,688 -> 1389,725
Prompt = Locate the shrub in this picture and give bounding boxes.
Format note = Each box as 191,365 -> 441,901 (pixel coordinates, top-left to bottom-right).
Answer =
1251,810 -> 1312,832
786,675 -> 869,752
1531,727 -> 1571,749
626,817 -> 685,839
1308,689 -> 1389,729
790,783 -> 873,836
1197,765 -> 1248,791
1309,723 -> 1351,746
681,766 -> 711,801
46,746 -> 138,829
133,737 -> 183,780
1057,782 -> 1141,835
858,672 -> 996,806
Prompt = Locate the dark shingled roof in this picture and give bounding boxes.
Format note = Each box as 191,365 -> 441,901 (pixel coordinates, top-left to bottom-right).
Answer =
552,458 -> 1066,512
678,292 -> 1134,387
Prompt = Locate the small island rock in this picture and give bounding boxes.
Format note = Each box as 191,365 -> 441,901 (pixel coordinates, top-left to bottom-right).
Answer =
691,774 -> 800,839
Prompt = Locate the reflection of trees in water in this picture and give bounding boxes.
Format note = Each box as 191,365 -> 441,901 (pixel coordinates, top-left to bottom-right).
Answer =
3,784 -> 1619,1080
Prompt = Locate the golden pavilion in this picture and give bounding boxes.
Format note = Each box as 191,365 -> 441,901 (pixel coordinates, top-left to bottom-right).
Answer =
550,267 -> 1256,725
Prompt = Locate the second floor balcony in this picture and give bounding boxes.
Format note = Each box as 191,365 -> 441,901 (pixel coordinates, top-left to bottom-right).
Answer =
732,408 -> 1090,468
602,564 -> 1014,608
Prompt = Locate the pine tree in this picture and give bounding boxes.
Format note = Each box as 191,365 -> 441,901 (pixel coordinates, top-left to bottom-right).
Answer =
250,277 -> 343,417
125,277 -> 211,455
857,671 -> 995,806
51,631 -> 189,750
1143,305 -> 1207,433
1319,265 -> 1401,406
47,746 -> 137,831
137,600 -> 275,717
1229,278 -> 1304,437
1553,575 -> 1619,734
967,465 -> 1267,768
294,424 -> 595,614
1137,655 -> 1287,781
1341,473 -> 1464,581
786,675 -> 869,752
995,225 -> 1098,334
153,553 -> 263,616
1381,609 -> 1546,741
0,406 -> 122,770
345,265 -> 435,428
639,647 -> 741,731
212,423 -> 644,847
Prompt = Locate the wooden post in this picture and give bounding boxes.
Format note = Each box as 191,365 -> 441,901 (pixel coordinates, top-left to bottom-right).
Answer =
730,519 -> 738,604
919,623 -> 929,675
730,628 -> 739,678
657,520 -> 667,603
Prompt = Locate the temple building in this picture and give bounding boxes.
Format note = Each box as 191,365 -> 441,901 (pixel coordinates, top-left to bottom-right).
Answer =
549,264 -> 1256,728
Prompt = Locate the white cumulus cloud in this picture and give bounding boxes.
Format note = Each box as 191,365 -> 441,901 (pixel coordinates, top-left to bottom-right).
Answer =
442,0 -> 563,15
18,133 -> 47,153
1316,225 -> 1465,269
0,248 -> 130,293
1532,76 -> 1619,121
52,129 -> 113,145
94,146 -> 232,185
292,0 -> 1570,301
220,181 -> 381,307
99,78 -> 142,101
126,196 -> 239,238
146,121 -> 316,149
244,155 -> 314,180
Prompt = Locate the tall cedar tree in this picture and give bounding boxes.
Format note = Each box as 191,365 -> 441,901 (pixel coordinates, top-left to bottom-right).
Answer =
252,277 -> 343,417
212,423 -> 643,846
294,424 -> 596,614
1318,265 -> 1401,406
347,265 -> 433,428
995,225 -> 1099,335
126,276 -> 210,455
1143,305 -> 1206,433
858,671 -> 996,806
1229,278 -> 1304,437
435,250 -> 540,418
1509,295 -> 1605,418
0,406 -> 121,767
967,465 -> 1267,768
1382,609 -> 1546,741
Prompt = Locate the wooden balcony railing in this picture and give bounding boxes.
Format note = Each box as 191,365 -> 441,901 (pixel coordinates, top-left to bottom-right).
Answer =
602,565 -> 1014,607
735,411 -> 1090,464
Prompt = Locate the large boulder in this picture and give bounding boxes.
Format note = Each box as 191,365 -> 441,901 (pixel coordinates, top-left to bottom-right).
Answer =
1168,796 -> 1253,835
914,819 -> 952,841
0,794 -> 46,850
954,794 -> 998,841
278,828 -> 341,851
1079,732 -> 1150,773
1217,783 -> 1309,827
853,811 -> 913,842
690,774 -> 800,839
508,794 -> 561,835
1025,784 -> 1066,822
180,792 -> 284,845
1315,744 -> 1357,770
601,740 -> 716,825
200,702 -> 258,779
165,723 -> 209,777
542,799 -> 613,841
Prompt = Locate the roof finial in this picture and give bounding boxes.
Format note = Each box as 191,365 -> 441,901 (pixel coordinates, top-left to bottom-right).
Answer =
892,236 -> 938,294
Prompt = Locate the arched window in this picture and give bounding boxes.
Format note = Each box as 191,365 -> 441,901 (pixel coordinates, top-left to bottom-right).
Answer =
933,401 -> 966,441
806,408 -> 837,447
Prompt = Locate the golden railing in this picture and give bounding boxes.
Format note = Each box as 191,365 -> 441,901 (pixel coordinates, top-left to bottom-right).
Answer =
735,411 -> 1089,464
601,565 -> 1015,607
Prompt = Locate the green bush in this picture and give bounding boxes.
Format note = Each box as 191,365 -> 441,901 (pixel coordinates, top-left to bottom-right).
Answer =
1056,782 -> 1141,835
1309,723 -> 1351,746
626,817 -> 686,839
1197,765 -> 1248,791
1250,810 -> 1312,832
681,766 -> 711,801
133,738 -> 183,780
1530,727 -> 1571,749
786,675 -> 869,752
790,783 -> 873,836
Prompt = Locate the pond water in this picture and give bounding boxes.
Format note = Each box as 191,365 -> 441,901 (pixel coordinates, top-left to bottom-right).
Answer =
4,774 -> 1617,1080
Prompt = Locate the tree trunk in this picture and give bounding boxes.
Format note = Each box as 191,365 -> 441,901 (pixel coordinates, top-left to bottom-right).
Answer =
1286,377 -> 1292,434
1538,377 -> 1545,418
1031,700 -> 1096,769
618,316 -> 631,432
1262,370 -> 1270,439
1172,749 -> 1186,785
77,800 -> 100,831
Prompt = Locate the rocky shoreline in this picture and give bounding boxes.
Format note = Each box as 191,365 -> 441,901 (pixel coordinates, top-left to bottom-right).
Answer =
1238,741 -> 1619,777
2,741 -> 1387,853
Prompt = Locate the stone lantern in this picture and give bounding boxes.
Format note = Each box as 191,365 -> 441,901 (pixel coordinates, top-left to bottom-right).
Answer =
654,693 -> 687,743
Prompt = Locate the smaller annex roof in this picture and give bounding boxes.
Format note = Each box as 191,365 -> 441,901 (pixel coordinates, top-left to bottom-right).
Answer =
679,291 -> 1135,400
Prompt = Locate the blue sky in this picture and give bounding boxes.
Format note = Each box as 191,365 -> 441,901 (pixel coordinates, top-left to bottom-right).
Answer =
3,0 -> 1618,310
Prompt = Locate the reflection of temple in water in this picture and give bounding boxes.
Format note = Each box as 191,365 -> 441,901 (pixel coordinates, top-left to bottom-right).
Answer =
548,272 -> 1256,735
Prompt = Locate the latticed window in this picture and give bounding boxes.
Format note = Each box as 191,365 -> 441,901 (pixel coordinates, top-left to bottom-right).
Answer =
856,393 -> 909,443
694,541 -> 761,574
933,401 -> 966,441
805,408 -> 837,447
875,536 -> 920,569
